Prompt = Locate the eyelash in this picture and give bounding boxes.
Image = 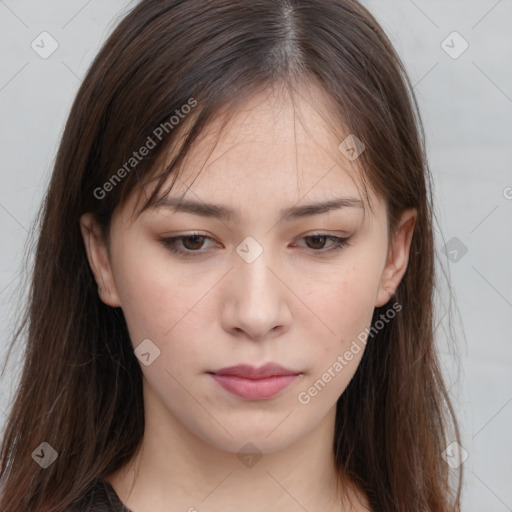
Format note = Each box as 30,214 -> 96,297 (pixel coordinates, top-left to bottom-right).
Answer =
159,232 -> 351,257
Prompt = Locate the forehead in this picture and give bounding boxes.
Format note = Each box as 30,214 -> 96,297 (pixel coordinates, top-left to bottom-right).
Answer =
177,84 -> 361,190
124,84 -> 384,224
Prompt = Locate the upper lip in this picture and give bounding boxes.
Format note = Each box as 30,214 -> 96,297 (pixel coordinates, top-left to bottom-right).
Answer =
209,363 -> 300,379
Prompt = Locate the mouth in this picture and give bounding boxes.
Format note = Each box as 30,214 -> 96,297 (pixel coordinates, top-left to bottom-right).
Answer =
207,363 -> 302,400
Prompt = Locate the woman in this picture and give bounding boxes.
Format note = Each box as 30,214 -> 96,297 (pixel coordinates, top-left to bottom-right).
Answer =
0,0 -> 463,510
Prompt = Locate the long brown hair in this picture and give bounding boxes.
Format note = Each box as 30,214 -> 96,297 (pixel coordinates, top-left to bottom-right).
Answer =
0,1 -> 462,510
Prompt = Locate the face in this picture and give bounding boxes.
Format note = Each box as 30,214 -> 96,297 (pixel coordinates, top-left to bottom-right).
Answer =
81,84 -> 416,456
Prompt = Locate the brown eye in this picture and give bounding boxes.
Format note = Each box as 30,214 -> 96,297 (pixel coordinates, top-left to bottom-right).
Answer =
296,234 -> 351,253
160,232 -> 350,258
180,235 -> 207,251
160,233 -> 216,256
304,234 -> 329,250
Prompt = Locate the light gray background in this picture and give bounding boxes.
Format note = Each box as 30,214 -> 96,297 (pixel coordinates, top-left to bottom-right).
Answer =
0,1 -> 511,510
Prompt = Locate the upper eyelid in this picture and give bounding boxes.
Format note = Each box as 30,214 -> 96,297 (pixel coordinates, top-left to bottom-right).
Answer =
165,231 -> 348,242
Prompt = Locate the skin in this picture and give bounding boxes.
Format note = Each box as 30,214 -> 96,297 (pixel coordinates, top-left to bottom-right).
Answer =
80,82 -> 417,512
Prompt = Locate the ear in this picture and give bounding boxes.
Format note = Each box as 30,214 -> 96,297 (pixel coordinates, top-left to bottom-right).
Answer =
375,208 -> 417,307
80,212 -> 121,307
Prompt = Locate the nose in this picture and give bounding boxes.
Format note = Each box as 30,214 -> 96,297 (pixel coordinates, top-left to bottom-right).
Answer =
221,244 -> 292,340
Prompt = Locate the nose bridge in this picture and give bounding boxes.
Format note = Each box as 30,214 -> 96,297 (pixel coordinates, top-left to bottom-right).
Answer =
234,235 -> 278,304
224,235 -> 288,337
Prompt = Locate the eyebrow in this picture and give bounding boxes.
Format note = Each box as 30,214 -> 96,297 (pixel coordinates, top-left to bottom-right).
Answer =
151,195 -> 364,222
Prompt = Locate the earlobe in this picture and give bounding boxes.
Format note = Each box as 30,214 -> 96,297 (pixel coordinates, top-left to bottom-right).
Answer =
79,213 -> 121,307
375,266 -> 398,308
375,208 -> 417,308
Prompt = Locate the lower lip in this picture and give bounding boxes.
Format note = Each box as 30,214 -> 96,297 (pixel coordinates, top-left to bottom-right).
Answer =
209,374 -> 300,400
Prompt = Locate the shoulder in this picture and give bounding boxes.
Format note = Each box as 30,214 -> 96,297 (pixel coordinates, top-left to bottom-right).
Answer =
69,478 -> 132,512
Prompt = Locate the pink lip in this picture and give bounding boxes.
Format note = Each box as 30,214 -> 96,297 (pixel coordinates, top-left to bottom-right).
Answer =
208,363 -> 301,400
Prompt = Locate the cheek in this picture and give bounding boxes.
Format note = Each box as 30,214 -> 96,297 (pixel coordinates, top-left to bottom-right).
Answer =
113,253 -> 215,371
111,250 -> 176,339
296,269 -> 379,405
304,285 -> 373,383
304,256 -> 382,341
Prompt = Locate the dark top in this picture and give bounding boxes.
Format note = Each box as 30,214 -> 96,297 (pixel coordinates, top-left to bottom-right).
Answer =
72,478 -> 133,512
